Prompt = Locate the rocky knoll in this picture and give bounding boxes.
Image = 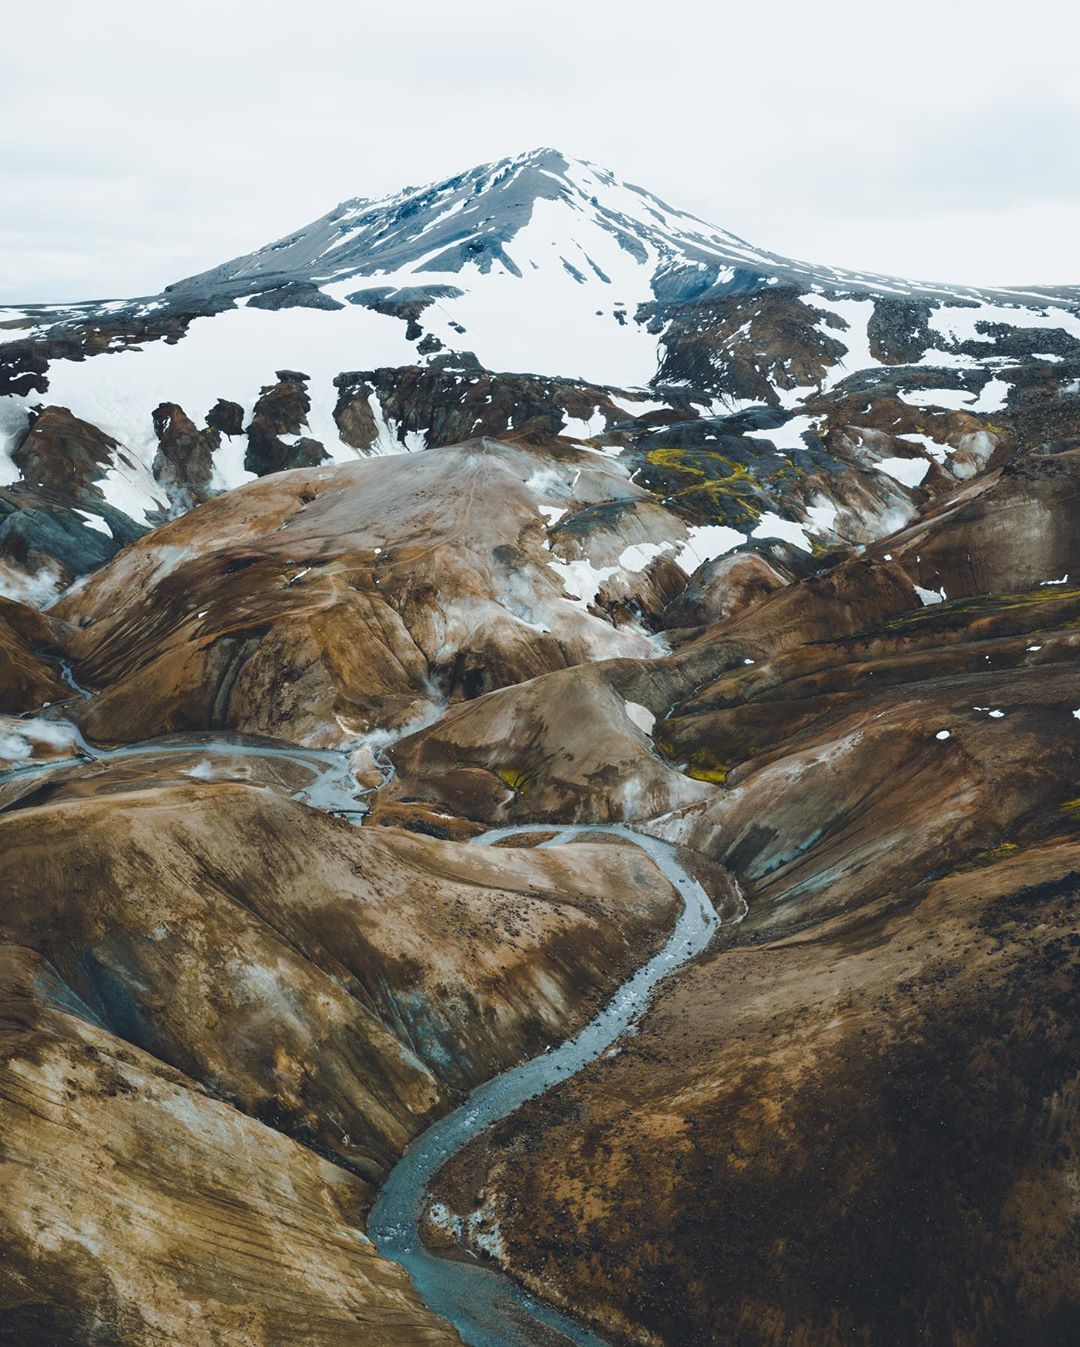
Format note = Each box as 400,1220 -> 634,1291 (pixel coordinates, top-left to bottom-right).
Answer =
49,437 -> 713,745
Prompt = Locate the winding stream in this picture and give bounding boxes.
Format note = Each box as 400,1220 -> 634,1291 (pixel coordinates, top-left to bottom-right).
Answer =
368,823 -> 721,1347
0,727 -> 365,816
0,711 -> 719,1346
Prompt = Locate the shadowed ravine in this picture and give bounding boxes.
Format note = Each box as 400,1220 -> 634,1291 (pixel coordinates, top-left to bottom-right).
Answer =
368,823 -> 723,1347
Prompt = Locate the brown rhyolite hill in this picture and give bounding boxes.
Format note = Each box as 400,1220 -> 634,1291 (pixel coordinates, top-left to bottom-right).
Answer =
0,764 -> 677,1344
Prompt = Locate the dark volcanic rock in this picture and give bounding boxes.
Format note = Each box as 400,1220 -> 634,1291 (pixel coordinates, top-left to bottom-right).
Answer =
244,371 -> 328,476
13,406 -> 117,495
0,486 -> 145,604
0,297 -> 237,399
648,288 -> 849,403
333,357 -> 647,453
0,407 -> 149,600
867,296 -> 937,363
246,281 -> 345,311
151,402 -> 220,513
0,341 -> 50,398
346,284 -> 465,342
205,397 -> 245,437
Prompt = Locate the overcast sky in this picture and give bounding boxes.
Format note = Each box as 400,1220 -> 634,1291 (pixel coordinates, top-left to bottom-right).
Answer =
2,0 -> 1077,303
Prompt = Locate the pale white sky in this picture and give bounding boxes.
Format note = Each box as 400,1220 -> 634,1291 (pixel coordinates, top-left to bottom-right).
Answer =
2,0 -> 1077,302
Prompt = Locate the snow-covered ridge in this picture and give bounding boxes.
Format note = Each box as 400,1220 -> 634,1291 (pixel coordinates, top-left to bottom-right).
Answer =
172,147 -> 1080,310
1,146 -> 1079,614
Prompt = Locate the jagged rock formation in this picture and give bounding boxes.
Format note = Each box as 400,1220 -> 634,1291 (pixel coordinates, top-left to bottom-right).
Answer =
0,407 -> 149,602
150,402 -> 220,512
205,396 -> 244,437
245,370 -> 328,477
331,356 -> 679,454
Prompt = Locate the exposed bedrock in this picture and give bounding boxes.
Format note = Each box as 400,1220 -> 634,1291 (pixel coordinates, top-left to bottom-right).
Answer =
49,439 -> 703,745
151,401 -> 220,513
647,286 -> 850,403
205,396 -> 245,438
331,357 -> 678,453
0,406 -> 149,602
244,370 -> 329,477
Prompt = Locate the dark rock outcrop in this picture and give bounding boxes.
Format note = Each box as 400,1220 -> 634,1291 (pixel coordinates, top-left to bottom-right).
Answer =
151,402 -> 220,513
867,295 -> 937,363
332,357 -> 665,454
205,397 -> 245,438
245,371 -> 328,476
14,406 -> 117,496
0,407 -> 148,601
247,281 -> 345,311
648,287 -> 849,403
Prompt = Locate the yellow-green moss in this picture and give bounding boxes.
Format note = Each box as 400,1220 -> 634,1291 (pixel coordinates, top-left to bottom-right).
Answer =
949,841 -> 1019,874
495,768 -> 532,795
684,747 -> 730,784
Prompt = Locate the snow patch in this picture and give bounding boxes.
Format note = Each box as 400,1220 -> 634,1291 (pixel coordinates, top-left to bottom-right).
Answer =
876,456 -> 930,488
751,511 -> 811,552
673,524 -> 745,573
624,700 -> 655,735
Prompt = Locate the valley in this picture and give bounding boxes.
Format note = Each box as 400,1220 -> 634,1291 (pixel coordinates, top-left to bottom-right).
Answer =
0,148 -> 1078,1346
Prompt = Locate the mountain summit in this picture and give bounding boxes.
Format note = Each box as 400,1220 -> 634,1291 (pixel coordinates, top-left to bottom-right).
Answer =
175,146 -> 1074,309
175,147 -> 780,301
1,146 -> 1079,604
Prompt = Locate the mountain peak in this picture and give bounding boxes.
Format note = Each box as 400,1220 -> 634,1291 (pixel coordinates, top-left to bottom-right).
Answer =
170,145 -> 758,302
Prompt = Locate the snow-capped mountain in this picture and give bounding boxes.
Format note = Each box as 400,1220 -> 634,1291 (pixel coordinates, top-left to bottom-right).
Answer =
2,147 -> 1080,606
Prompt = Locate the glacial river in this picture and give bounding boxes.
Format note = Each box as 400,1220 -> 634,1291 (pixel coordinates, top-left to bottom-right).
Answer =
368,823 -> 721,1347
0,721 -> 720,1345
